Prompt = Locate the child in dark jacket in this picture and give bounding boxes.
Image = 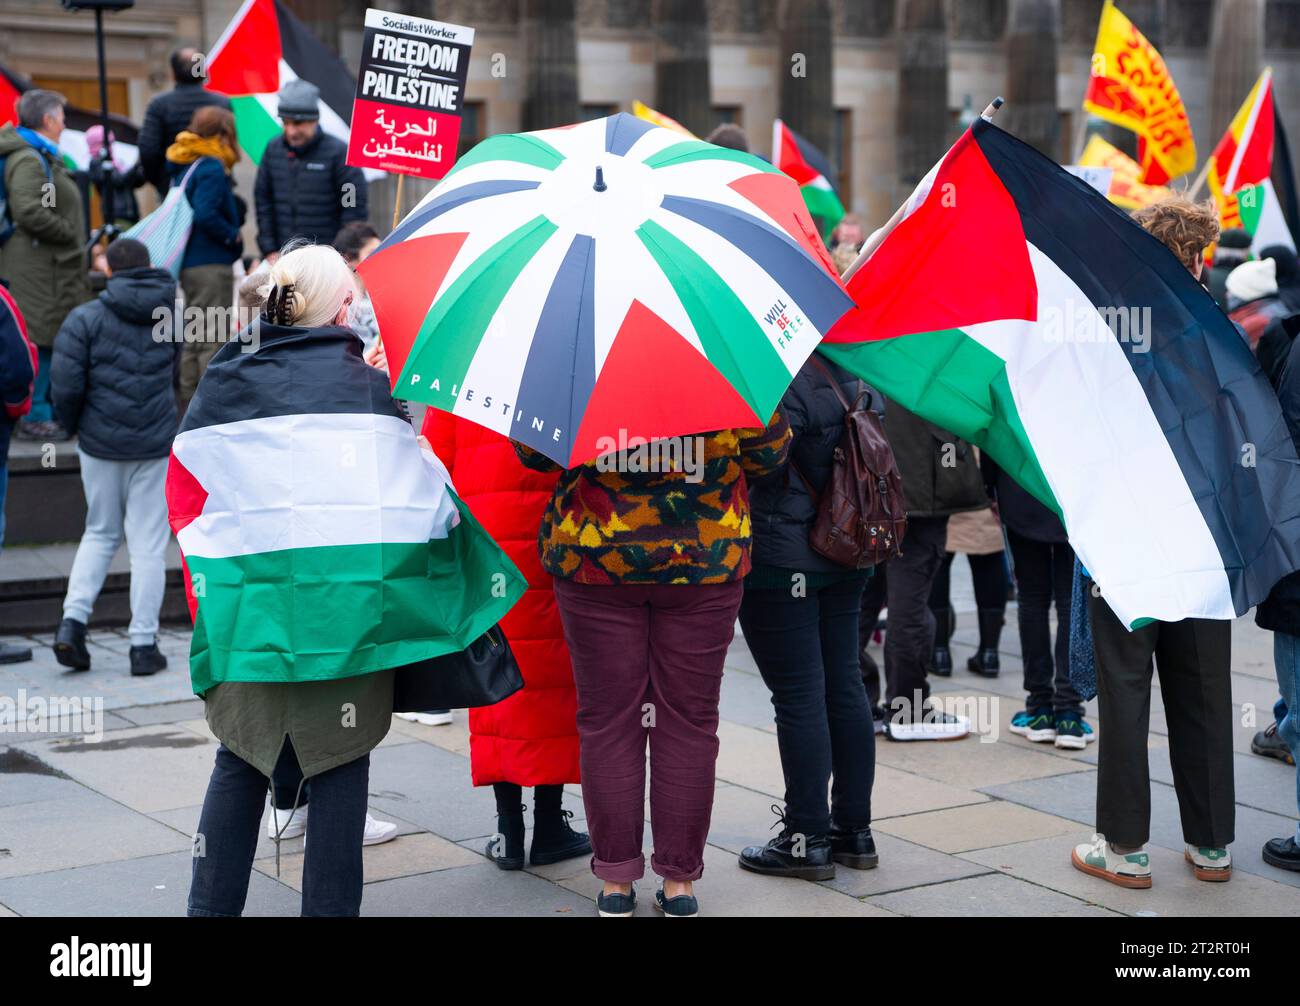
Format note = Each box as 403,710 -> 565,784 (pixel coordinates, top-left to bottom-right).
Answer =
50,238 -> 178,677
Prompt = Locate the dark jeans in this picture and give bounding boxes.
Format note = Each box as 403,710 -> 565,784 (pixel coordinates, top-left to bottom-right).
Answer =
884,515 -> 949,715
1006,530 -> 1081,716
1088,590 -> 1235,849
553,577 -> 742,883
739,575 -> 875,835
859,564 -> 887,708
188,740 -> 369,917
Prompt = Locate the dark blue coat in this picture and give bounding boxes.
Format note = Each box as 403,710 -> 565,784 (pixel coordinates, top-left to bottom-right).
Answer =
254,129 -> 368,255
168,157 -> 242,269
50,267 -> 179,460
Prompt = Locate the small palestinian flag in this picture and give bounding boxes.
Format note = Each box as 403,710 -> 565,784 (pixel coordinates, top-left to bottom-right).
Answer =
1208,68 -> 1296,254
772,118 -> 845,240
205,0 -> 373,172
165,325 -> 526,696
823,119 -> 1300,628
1,61 -> 140,172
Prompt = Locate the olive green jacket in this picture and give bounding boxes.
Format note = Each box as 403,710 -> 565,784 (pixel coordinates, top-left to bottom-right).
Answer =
204,668 -> 396,780
0,126 -> 90,347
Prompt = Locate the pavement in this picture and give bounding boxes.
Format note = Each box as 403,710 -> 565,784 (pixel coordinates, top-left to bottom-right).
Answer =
2,565 -> 1299,918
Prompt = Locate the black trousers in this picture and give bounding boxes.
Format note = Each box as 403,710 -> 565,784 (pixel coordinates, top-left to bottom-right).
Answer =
859,564 -> 887,708
929,550 -> 1009,614
1088,590 -> 1235,848
883,515 -> 949,714
1007,530 -> 1081,715
740,576 -> 875,835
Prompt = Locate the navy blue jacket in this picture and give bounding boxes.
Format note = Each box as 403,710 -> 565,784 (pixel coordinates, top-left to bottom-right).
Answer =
168,157 -> 242,269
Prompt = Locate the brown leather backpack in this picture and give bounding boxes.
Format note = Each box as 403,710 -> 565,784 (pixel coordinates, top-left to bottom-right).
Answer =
794,355 -> 907,569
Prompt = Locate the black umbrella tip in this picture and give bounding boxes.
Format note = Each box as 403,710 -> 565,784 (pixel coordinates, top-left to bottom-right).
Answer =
594,166 -> 607,192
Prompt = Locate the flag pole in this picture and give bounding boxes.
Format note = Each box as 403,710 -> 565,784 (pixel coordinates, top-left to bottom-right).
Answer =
392,174 -> 406,231
1185,156 -> 1213,200
841,97 -> 1004,283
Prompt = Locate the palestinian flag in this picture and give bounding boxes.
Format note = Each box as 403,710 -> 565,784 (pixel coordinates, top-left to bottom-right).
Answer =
1208,68 -> 1296,254
1,61 -> 140,172
823,119 -> 1300,628
772,118 -> 844,240
165,326 -> 526,696
205,0 -> 373,172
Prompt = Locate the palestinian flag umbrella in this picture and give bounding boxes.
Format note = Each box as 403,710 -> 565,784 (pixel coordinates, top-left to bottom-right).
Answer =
771,118 -> 845,240
824,117 -> 1300,628
205,0 -> 379,175
359,112 -> 854,467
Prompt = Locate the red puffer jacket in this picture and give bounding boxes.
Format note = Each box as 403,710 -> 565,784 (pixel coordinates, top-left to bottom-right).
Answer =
421,409 -> 581,787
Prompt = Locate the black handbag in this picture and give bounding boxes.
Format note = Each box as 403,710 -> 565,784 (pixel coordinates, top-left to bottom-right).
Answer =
392,625 -> 523,711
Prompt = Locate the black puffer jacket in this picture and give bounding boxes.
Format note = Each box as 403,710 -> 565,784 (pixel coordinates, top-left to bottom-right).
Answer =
748,356 -> 876,573
1257,331 -> 1300,634
137,82 -> 232,193
881,397 -> 986,518
254,129 -> 368,255
51,267 -> 179,461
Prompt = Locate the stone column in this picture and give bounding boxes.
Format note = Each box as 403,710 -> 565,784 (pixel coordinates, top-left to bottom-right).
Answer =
1003,0 -> 1061,157
520,0 -> 580,131
896,0 -> 949,187
778,0 -> 834,153
653,0 -> 712,136
1208,0 -> 1265,136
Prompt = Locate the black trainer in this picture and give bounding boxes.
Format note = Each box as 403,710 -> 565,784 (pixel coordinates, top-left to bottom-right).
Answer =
1251,722 -> 1296,766
931,645 -> 953,677
129,643 -> 168,677
829,823 -> 879,870
738,805 -> 835,880
53,618 -> 91,671
530,808 -> 592,866
486,803 -> 525,870
597,885 -> 636,917
654,887 -> 699,917
0,641 -> 32,664
1263,836 -> 1300,871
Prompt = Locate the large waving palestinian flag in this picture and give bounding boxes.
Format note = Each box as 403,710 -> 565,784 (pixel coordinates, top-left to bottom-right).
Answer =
205,0 -> 367,169
823,118 -> 1300,628
166,325 -> 526,696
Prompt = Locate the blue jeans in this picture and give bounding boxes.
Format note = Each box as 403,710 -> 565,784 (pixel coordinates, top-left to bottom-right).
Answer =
28,346 -> 52,423
1273,633 -> 1300,842
188,741 -> 369,917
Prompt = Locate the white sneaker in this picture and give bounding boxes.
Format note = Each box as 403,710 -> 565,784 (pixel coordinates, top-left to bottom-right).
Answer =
268,804 -> 399,846
1184,844 -> 1232,882
363,812 -> 400,846
1071,833 -> 1151,889
396,710 -> 454,726
268,803 -> 307,840
886,708 -> 970,742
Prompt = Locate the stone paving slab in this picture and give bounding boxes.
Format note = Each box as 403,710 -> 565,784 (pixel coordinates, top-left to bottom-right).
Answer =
0,790 -> 192,880
874,722 -> 1092,789
14,724 -> 216,814
0,850 -> 298,917
818,831 -> 994,898
365,740 -> 498,842
872,764 -> 990,818
114,699 -> 205,727
867,870 -> 1119,917
875,800 -> 1086,854
362,860 -> 593,917
255,830 -> 484,891
961,830 -> 1300,917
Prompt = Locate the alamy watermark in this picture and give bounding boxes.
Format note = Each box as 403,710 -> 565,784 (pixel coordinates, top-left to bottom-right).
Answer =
593,430 -> 706,483
152,300 -> 262,354
1042,300 -> 1152,354
0,689 -> 105,742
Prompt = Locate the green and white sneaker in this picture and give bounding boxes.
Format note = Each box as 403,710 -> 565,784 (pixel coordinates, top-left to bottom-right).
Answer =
1053,715 -> 1095,750
1071,834 -> 1152,889
1184,844 -> 1232,882
1010,709 -> 1056,743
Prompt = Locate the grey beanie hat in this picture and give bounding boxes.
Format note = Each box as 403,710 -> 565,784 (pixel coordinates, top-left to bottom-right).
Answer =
278,79 -> 320,121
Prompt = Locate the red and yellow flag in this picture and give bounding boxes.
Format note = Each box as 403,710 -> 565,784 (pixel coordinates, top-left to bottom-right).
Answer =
1208,68 -> 1275,204
632,100 -> 694,138
1083,0 -> 1195,185
1078,134 -> 1172,210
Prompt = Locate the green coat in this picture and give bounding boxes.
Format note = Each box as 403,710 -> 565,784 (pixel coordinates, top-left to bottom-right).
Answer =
0,126 -> 90,348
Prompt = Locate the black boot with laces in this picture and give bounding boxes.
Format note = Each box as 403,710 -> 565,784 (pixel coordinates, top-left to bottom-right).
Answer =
738,804 -> 834,880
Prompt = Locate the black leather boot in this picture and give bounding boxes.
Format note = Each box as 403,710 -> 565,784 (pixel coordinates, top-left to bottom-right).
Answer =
530,797 -> 592,867
129,643 -> 168,677
738,806 -> 835,880
486,802 -> 526,870
929,604 -> 954,677
53,618 -> 91,671
829,823 -> 879,870
967,608 -> 1003,678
